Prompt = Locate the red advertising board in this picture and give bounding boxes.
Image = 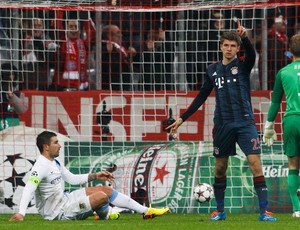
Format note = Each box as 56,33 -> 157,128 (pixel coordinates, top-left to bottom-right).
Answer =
19,90 -> 282,142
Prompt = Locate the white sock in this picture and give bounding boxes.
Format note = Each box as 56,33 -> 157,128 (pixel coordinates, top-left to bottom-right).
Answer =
110,189 -> 148,214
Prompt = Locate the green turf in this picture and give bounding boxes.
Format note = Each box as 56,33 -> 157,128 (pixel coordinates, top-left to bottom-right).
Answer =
0,213 -> 298,230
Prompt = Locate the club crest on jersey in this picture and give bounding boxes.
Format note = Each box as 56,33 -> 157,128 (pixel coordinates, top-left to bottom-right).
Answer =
214,147 -> 219,155
79,202 -> 86,209
231,67 -> 238,75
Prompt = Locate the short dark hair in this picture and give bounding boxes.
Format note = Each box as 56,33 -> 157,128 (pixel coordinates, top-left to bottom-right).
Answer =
36,131 -> 57,154
220,31 -> 242,46
289,34 -> 300,58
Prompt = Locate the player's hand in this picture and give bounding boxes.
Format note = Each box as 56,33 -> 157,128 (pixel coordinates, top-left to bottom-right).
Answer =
96,171 -> 115,184
236,19 -> 247,38
165,118 -> 183,136
9,213 -> 24,221
263,121 -> 277,147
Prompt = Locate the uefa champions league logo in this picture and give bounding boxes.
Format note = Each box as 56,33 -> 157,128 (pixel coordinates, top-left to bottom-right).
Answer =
0,154 -> 35,209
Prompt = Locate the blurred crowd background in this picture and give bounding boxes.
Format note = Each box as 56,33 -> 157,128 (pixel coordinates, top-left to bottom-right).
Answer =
0,2 -> 299,92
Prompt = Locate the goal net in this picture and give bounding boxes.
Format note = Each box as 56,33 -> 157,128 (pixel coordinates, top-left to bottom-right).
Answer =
0,0 -> 297,214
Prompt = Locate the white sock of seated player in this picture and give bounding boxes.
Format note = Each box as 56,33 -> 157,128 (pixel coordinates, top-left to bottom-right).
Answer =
109,189 -> 148,214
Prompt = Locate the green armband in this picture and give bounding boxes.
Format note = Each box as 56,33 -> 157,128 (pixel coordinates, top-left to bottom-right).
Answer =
28,176 -> 41,188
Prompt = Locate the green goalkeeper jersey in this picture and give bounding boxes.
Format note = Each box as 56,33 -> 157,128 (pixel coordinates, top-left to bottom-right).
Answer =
267,60 -> 300,121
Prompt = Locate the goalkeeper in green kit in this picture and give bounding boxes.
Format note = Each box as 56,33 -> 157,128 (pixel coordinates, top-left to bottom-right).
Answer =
263,34 -> 300,218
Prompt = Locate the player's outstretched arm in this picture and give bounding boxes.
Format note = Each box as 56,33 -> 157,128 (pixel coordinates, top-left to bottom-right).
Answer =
88,171 -> 115,184
165,118 -> 183,136
9,213 -> 24,221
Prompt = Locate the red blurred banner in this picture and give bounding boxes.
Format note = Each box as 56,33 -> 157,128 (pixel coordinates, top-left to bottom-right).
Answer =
19,90 -> 281,142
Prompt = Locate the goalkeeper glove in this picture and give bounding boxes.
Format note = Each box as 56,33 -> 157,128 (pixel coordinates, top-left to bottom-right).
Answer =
263,121 -> 277,147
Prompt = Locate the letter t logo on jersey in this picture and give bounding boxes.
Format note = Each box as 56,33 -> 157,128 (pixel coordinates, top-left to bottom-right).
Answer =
215,76 -> 224,89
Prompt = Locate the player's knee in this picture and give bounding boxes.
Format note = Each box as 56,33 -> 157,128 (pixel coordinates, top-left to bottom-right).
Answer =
98,191 -> 109,204
90,191 -> 110,210
215,166 -> 227,177
248,161 -> 263,176
100,185 -> 113,196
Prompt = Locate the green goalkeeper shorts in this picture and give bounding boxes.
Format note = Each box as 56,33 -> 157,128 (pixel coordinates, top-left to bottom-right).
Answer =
283,115 -> 300,157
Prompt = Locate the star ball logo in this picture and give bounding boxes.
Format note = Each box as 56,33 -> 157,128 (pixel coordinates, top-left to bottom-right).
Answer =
0,153 -> 35,208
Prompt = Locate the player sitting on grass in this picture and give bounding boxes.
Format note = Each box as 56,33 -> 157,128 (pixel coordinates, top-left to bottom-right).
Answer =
9,130 -> 169,221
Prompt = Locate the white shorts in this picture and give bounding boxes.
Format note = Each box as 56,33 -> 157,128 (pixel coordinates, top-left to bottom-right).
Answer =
55,188 -> 93,220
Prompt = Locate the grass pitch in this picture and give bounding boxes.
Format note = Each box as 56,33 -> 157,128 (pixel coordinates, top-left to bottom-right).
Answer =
0,213 -> 298,230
